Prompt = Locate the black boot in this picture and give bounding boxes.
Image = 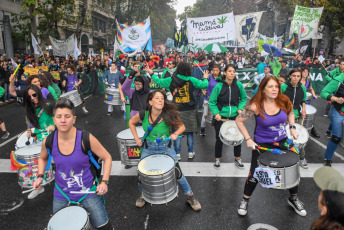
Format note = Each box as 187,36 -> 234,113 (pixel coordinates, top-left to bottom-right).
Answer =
311,127 -> 320,138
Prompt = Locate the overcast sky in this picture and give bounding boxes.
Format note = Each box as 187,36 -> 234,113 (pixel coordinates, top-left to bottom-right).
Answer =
175,0 -> 197,28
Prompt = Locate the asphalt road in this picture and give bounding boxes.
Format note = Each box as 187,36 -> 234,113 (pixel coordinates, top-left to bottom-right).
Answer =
0,93 -> 343,230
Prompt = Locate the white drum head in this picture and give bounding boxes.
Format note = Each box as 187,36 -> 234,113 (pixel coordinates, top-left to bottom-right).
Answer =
306,92 -> 312,98
14,144 -> 42,157
16,129 -> 35,149
138,154 -> 175,176
220,120 -> 243,142
286,124 -> 309,144
48,206 -> 88,230
117,127 -> 144,140
304,104 -> 317,114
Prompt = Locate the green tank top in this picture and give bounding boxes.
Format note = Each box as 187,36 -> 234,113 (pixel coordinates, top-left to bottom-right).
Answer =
34,106 -> 54,141
142,111 -> 170,142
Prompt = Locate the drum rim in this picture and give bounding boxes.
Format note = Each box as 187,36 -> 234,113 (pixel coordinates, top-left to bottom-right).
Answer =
257,152 -> 300,168
47,205 -> 88,227
117,127 -> 144,139
138,153 -> 175,176
219,120 -> 244,141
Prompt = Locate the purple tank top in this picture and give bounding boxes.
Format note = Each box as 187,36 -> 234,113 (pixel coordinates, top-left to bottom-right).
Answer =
254,109 -> 287,143
204,75 -> 218,101
67,73 -> 78,92
52,130 -> 94,201
41,87 -> 50,99
304,79 -> 310,90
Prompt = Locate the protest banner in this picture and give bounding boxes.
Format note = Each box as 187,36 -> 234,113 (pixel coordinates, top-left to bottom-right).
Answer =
187,12 -> 236,44
235,12 -> 263,45
23,66 -> 48,75
51,71 -> 60,81
49,34 -> 76,57
290,5 -> 323,41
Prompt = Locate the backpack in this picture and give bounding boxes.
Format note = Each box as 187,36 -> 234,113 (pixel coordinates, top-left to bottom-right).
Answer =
45,129 -> 102,180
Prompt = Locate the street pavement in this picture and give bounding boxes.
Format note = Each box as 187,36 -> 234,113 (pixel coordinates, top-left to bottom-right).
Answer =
0,93 -> 343,230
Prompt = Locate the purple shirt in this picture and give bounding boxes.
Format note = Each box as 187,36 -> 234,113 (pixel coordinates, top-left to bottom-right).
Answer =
52,130 -> 94,201
204,75 -> 218,101
67,73 -> 79,92
254,109 -> 287,143
41,87 -> 50,99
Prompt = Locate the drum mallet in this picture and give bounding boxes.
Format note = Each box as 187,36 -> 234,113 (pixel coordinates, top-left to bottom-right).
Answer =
156,136 -> 182,143
257,146 -> 286,155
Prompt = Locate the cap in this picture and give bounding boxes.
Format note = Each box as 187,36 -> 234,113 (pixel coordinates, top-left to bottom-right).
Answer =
314,166 -> 344,225
119,54 -> 126,59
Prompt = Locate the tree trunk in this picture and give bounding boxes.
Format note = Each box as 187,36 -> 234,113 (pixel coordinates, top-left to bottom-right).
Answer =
75,1 -> 88,45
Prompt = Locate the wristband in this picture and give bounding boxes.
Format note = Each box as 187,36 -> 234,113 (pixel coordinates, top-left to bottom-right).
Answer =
289,125 -> 296,129
245,137 -> 251,141
37,174 -> 44,179
101,180 -> 109,185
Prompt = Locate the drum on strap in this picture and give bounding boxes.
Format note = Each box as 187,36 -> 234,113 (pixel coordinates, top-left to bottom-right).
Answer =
15,129 -> 38,149
256,150 -> 300,190
60,90 -> 82,107
303,104 -> 317,130
47,206 -> 91,230
104,87 -> 121,106
137,154 -> 178,205
18,165 -> 54,188
117,127 -> 145,166
286,124 -> 309,149
306,92 -> 312,104
219,120 -> 244,146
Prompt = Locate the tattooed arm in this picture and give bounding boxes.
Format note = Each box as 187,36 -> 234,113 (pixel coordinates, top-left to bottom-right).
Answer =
236,104 -> 258,150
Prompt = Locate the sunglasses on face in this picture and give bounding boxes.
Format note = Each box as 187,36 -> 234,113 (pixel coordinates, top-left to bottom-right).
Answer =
29,93 -> 37,98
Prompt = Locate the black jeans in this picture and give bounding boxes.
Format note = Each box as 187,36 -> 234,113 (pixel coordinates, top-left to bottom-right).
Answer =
214,116 -> 241,159
244,142 -> 299,197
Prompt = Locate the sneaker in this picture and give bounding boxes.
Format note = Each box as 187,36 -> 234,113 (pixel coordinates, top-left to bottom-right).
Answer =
200,128 -> 206,136
325,130 -> 331,138
214,159 -> 220,169
177,154 -> 181,161
135,195 -> 146,208
288,197 -> 307,216
311,128 -> 320,138
238,199 -> 248,216
235,159 -> 244,170
323,114 -> 328,117
1,131 -> 10,139
186,193 -> 201,211
299,158 -> 308,169
5,100 -> 9,103
107,112 -> 112,116
188,152 -> 195,159
125,165 -> 132,169
324,159 -> 332,167
28,187 -> 45,199
82,107 -> 89,114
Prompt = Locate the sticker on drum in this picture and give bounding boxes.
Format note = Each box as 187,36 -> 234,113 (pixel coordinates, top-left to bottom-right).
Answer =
117,127 -> 145,165
138,154 -> 175,176
14,144 -> 42,164
18,166 -> 54,188
47,206 -> 90,230
219,120 -> 244,146
253,167 -> 282,188
286,123 -> 309,149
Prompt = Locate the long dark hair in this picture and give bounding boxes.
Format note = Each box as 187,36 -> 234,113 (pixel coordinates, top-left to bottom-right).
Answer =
26,75 -> 42,87
310,191 -> 344,230
23,84 -> 52,128
146,89 -> 182,128
175,62 -> 192,77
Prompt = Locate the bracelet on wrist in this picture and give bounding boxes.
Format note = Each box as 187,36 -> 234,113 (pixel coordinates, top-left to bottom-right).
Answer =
37,174 -> 44,179
245,137 -> 251,141
101,180 -> 109,185
289,125 -> 296,129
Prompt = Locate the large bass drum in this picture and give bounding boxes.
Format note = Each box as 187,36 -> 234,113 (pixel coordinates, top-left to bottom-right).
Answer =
219,120 -> 244,146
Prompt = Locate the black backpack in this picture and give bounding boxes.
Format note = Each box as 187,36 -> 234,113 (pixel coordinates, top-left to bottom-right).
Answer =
45,129 -> 102,180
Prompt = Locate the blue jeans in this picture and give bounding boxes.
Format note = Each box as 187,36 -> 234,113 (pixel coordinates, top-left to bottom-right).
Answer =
201,100 -> 209,128
53,195 -> 109,228
174,132 -> 194,153
139,140 -> 192,195
324,108 -> 344,160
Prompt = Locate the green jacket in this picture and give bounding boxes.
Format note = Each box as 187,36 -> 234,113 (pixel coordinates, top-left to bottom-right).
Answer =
321,70 -> 344,113
47,85 -> 58,101
152,74 -> 208,90
0,86 -> 4,98
325,67 -> 343,82
281,82 -> 307,118
209,79 -> 247,118
269,58 -> 281,76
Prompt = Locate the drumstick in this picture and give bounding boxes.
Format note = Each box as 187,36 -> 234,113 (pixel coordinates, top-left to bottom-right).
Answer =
220,119 -> 229,122
257,146 -> 285,155
22,188 -> 36,194
156,136 -> 182,143
70,191 -> 96,194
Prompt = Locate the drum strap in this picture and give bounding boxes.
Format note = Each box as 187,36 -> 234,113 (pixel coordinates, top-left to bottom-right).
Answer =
54,178 -> 100,205
141,113 -> 163,145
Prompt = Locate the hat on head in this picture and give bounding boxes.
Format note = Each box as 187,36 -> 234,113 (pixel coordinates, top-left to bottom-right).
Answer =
314,166 -> 344,225
119,54 -> 126,59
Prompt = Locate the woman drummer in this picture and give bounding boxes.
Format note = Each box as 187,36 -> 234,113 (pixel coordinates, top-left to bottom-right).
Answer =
300,67 -> 320,138
209,64 -> 247,169
32,99 -> 113,229
129,89 -> 201,211
22,84 -> 56,199
281,69 -> 308,169
236,75 -> 307,217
